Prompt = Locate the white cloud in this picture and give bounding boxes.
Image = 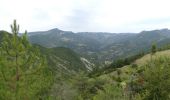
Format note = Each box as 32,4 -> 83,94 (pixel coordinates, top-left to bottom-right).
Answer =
0,0 -> 170,33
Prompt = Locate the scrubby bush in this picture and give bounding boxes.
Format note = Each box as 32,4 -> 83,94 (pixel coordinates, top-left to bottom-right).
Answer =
93,84 -> 127,100
137,56 -> 170,100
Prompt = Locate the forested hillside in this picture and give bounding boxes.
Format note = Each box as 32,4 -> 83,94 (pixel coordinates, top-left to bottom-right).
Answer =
0,20 -> 170,100
28,28 -> 170,64
89,49 -> 170,100
37,46 -> 88,73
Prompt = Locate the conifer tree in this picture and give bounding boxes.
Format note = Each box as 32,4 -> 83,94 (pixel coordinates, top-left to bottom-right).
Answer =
150,43 -> 157,61
0,20 -> 52,99
151,43 -> 157,55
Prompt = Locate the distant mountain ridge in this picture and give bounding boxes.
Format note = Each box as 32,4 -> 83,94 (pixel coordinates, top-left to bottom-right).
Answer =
0,31 -> 92,74
28,28 -> 170,64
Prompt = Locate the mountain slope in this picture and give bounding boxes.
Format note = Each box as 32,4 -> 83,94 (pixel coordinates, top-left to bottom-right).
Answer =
28,29 -> 136,62
0,31 -> 90,74
28,28 -> 170,64
100,29 -> 170,59
97,49 -> 170,84
38,46 -> 87,72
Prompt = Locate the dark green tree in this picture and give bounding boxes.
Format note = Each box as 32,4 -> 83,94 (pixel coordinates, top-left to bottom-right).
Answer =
151,43 -> 157,55
0,20 -> 52,100
150,43 -> 157,61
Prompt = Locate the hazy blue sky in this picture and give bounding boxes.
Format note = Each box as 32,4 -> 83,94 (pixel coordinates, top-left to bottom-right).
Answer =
1,0 -> 170,33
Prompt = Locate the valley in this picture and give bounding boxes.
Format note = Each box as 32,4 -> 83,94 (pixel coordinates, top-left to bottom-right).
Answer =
1,21 -> 170,100
1,0 -> 170,99
29,28 -> 170,65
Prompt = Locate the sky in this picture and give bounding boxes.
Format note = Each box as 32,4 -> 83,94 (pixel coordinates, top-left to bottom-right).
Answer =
1,0 -> 170,33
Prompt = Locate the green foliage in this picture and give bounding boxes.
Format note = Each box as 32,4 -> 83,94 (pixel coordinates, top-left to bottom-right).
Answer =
131,63 -> 138,69
48,72 -> 105,100
89,52 -> 145,77
116,69 -> 122,82
0,20 -> 53,99
70,73 -> 105,100
151,43 -> 157,55
1,21 -> 170,100
140,56 -> 170,100
93,84 -> 126,100
38,46 -> 86,73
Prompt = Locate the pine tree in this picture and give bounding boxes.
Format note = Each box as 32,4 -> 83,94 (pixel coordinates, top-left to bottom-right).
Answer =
150,43 -> 157,61
0,20 -> 52,99
151,43 -> 157,55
